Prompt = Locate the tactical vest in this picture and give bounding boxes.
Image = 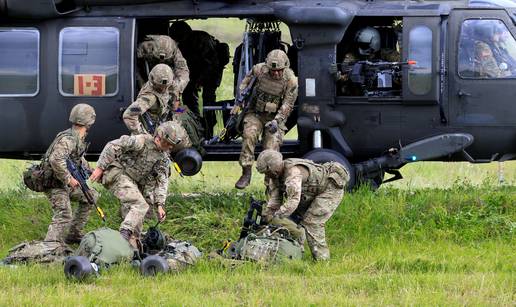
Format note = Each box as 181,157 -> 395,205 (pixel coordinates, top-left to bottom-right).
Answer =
117,135 -> 169,185
250,64 -> 289,115
282,158 -> 329,201
43,128 -> 86,167
280,159 -> 348,203
138,81 -> 171,123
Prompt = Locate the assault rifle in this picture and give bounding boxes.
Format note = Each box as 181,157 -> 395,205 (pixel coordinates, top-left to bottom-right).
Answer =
239,197 -> 265,239
66,159 -> 106,223
140,112 -> 157,135
206,75 -> 257,145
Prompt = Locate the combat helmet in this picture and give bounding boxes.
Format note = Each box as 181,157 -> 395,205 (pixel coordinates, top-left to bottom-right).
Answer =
256,149 -> 283,174
355,27 -> 381,56
149,64 -> 174,87
147,35 -> 177,61
69,103 -> 96,127
266,49 -> 289,70
155,121 -> 183,145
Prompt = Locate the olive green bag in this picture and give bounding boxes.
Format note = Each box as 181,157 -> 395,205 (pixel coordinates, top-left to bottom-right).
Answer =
173,107 -> 206,156
75,228 -> 134,267
224,226 -> 304,263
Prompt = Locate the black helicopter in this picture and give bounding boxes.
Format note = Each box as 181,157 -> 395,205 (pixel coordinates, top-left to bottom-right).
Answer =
0,0 -> 515,188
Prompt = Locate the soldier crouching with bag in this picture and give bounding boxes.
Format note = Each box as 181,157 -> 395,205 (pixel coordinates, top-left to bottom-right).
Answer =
255,150 -> 349,261
232,49 -> 298,189
34,104 -> 99,244
89,121 -> 185,249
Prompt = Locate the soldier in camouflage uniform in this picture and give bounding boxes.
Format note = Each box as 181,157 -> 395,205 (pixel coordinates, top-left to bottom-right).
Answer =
123,64 -> 192,153
255,150 -> 349,261
90,121 -> 183,248
473,21 -> 513,78
169,21 -> 230,139
42,104 -> 99,244
136,34 -> 190,97
232,49 -> 298,189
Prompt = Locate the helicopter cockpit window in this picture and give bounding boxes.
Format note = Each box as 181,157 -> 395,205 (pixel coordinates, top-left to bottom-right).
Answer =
408,26 -> 432,95
458,19 -> 516,79
59,27 -> 119,96
0,28 -> 39,97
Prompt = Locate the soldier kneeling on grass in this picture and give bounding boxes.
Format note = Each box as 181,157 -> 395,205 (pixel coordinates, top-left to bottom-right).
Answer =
255,150 -> 349,261
89,121 -> 187,249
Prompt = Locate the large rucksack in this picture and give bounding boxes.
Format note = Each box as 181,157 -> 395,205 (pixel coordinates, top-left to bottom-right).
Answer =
74,227 -> 134,267
172,107 -> 206,156
223,225 -> 304,263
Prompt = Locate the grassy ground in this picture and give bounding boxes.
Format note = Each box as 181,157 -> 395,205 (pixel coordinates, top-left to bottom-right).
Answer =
0,160 -> 514,305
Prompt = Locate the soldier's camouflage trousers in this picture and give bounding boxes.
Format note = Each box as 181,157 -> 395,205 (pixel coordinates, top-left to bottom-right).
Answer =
107,173 -> 149,237
239,112 -> 285,168
299,182 -> 343,261
44,186 -> 99,242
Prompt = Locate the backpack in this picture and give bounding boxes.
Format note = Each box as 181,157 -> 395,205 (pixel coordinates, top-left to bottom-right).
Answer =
1,241 -> 73,265
23,163 -> 60,192
157,240 -> 202,271
173,107 -> 206,156
224,225 -> 304,263
75,228 -> 134,267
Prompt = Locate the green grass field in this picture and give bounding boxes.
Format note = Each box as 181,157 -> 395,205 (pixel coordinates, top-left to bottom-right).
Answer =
0,160 -> 514,305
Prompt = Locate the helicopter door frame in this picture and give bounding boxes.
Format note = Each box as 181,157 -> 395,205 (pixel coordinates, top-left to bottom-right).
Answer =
448,9 -> 516,127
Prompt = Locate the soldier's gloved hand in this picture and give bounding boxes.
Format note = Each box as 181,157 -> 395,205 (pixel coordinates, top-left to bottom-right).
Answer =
265,120 -> 278,134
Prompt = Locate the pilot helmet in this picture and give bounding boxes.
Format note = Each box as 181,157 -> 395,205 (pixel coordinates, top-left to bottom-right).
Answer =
69,103 -> 96,127
265,49 -> 290,70
355,26 -> 381,56
149,63 -> 174,88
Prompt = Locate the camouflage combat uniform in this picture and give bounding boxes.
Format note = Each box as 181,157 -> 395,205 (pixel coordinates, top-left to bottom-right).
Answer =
42,128 -> 98,243
96,134 -> 171,238
136,35 -> 190,96
239,63 -> 298,168
474,41 -> 511,78
263,158 -> 349,260
123,65 -> 192,153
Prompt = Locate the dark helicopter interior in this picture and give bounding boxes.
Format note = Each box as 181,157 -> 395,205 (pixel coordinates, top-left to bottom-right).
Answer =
336,16 -> 404,100
134,18 -> 300,159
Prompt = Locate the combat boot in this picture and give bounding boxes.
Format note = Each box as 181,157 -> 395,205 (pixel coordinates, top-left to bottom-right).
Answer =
120,229 -> 137,249
235,166 -> 252,189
